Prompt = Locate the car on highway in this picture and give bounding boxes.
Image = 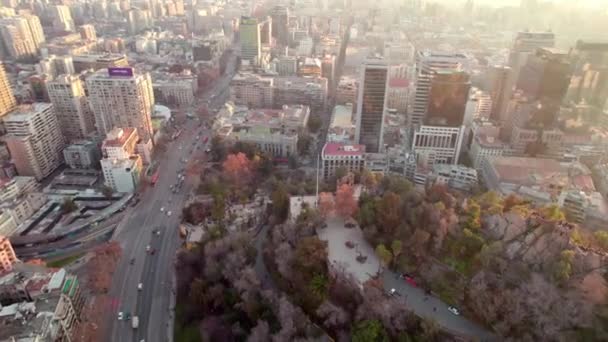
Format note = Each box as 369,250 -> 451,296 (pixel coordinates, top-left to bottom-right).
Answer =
448,306 -> 460,315
167,211 -> 172,216
118,311 -> 124,320
137,283 -> 143,290
146,245 -> 151,252
160,207 -> 165,212
388,288 -> 398,296
130,258 -> 135,265
150,249 -> 156,255
125,312 -> 131,320
400,274 -> 418,287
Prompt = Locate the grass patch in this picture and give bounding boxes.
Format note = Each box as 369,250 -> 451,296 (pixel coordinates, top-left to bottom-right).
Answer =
174,323 -> 201,342
174,303 -> 202,342
46,253 -> 84,268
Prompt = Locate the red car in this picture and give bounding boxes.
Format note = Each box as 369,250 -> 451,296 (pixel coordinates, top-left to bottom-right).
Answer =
401,274 -> 417,287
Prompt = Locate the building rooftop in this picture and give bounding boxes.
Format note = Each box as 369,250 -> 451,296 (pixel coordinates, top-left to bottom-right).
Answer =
4,103 -> 52,122
487,156 -> 595,194
323,143 -> 365,156
103,128 -> 137,147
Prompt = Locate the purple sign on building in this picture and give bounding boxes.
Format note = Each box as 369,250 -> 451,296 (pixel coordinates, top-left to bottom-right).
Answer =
108,67 -> 134,77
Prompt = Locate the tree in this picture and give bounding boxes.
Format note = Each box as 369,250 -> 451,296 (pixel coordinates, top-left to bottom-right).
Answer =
335,183 -> 358,218
351,319 -> 389,342
101,185 -> 114,199
463,199 -> 481,230
361,169 -> 379,191
594,231 -> 608,251
377,192 -> 401,234
553,250 -> 575,284
61,198 -> 78,214
375,244 -> 393,271
210,135 -> 227,162
223,152 -> 252,184
540,204 -> 565,221
318,192 -> 334,217
297,133 -> 312,155
294,236 -> 328,277
390,240 -> 402,260
307,115 -> 322,133
271,183 -> 290,222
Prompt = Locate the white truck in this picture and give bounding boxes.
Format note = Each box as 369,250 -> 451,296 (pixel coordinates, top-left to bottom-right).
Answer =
132,316 -> 139,329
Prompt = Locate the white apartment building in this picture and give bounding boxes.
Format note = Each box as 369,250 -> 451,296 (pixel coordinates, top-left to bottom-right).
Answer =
411,51 -> 470,126
469,134 -> 507,170
321,143 -> 366,180
230,73 -> 274,108
0,211 -> 17,237
101,156 -> 142,193
47,74 -> 96,141
229,126 -> 297,158
37,55 -> 75,78
153,74 -> 198,107
431,164 -> 478,191
0,17 -> 38,60
3,104 -> 66,180
411,125 -> 465,165
86,68 -> 155,141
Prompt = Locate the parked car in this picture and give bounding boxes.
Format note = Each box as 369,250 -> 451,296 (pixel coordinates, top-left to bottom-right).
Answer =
448,306 -> 460,315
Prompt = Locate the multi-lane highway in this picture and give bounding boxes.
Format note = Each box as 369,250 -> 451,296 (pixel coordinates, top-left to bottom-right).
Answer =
105,47 -> 239,342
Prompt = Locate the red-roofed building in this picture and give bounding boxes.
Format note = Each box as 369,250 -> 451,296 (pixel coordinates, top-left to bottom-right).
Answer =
321,143 -> 365,179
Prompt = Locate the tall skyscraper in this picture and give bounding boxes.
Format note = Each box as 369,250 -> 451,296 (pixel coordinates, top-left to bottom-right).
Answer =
484,65 -> 513,123
0,16 -> 38,60
240,16 -> 261,64
86,68 -> 155,141
3,103 -> 66,180
411,69 -> 470,166
355,58 -> 388,153
78,24 -> 97,42
50,5 -> 75,32
21,14 -> 44,50
516,47 -> 572,127
567,40 -> 608,107
509,31 -> 555,85
47,74 -> 96,141
270,5 -> 289,46
0,63 -> 16,118
411,51 -> 470,126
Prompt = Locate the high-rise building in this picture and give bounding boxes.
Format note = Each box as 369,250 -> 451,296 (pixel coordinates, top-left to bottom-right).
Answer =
47,74 -> 96,141
36,55 -> 74,77
270,5 -> 289,46
127,8 -> 152,34
425,71 -> 471,126
240,16 -> 261,64
509,31 -> 555,85
86,68 -> 155,141
516,48 -> 572,127
3,103 -> 66,180
0,63 -> 16,118
50,5 -> 75,32
259,17 -> 272,45
567,40 -> 608,107
78,24 -> 97,42
0,17 -> 38,60
484,65 -> 513,123
355,58 -> 388,153
411,51 -> 470,126
21,14 -> 44,50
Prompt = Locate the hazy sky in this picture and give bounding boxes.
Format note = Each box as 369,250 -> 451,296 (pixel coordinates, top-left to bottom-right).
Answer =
470,0 -> 607,8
